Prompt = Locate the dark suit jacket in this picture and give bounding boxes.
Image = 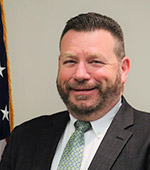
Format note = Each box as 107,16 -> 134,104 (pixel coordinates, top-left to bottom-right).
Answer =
1,98 -> 150,170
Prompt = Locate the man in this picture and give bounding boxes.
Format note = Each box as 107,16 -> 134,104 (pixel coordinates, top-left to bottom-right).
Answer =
0,12 -> 150,170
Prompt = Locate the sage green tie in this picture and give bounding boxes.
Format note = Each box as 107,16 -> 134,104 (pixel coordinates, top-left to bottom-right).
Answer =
57,120 -> 91,170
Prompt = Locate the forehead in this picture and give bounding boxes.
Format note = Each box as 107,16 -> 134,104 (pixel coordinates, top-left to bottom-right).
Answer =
60,30 -> 116,57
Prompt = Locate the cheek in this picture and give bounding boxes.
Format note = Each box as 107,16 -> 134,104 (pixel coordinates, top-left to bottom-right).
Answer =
92,69 -> 111,82
92,68 -> 118,87
58,68 -> 73,82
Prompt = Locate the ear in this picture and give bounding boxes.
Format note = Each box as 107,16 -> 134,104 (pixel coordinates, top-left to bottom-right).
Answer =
121,56 -> 130,84
58,55 -> 61,67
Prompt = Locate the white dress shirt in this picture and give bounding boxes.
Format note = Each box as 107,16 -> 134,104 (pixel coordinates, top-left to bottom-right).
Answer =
51,99 -> 122,170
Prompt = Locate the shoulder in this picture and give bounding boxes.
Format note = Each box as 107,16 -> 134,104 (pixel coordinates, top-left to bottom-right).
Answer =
12,110 -> 69,136
118,97 -> 150,129
122,96 -> 150,118
133,108 -> 150,124
123,97 -> 150,129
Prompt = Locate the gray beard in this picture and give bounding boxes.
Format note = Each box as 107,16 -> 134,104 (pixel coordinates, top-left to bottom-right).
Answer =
56,71 -> 122,117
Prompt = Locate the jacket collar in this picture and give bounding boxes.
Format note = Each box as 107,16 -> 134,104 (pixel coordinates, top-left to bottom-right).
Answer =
88,97 -> 134,170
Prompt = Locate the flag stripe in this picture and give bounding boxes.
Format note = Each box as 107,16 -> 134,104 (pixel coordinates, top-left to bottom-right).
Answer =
0,139 -> 6,160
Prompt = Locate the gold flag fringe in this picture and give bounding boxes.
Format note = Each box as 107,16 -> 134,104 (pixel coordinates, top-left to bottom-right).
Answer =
0,0 -> 14,131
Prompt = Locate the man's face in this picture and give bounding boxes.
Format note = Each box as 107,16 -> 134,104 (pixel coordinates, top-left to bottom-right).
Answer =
57,30 -> 129,120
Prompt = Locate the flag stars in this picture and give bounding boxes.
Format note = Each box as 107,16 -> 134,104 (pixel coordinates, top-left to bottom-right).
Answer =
1,106 -> 9,121
0,62 -> 6,77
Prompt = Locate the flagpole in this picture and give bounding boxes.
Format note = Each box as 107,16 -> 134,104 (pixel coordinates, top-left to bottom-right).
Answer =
0,0 -> 14,131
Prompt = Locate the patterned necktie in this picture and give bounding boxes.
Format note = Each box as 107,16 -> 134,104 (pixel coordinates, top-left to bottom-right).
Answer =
57,120 -> 91,170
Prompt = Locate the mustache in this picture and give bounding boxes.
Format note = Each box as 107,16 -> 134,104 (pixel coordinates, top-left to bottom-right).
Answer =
66,82 -> 101,90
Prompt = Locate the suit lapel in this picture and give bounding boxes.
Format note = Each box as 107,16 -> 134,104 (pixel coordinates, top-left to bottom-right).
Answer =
31,111 -> 70,170
26,98 -> 134,170
88,98 -> 134,170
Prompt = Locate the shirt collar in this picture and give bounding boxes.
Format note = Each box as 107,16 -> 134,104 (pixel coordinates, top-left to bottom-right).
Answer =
69,98 -> 122,138
91,99 -> 122,138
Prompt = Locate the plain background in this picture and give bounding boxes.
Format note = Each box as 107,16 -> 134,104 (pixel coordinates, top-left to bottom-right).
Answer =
4,0 -> 150,126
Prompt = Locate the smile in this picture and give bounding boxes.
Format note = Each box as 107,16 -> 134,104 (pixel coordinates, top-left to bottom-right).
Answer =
72,88 -> 95,91
70,88 -> 97,95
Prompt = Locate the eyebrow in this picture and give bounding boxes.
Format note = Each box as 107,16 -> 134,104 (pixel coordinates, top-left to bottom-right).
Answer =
60,53 -> 76,58
87,54 -> 107,61
60,52 -> 107,62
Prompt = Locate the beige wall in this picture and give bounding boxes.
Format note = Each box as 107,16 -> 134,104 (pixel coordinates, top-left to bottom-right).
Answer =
4,0 -> 150,126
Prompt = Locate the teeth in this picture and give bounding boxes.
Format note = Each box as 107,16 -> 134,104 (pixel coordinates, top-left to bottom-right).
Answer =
76,89 -> 88,91
75,88 -> 93,91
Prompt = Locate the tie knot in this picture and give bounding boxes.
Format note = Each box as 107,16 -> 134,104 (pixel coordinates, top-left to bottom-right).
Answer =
75,120 -> 91,133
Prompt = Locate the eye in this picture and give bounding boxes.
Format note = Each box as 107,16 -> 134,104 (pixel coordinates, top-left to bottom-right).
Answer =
89,60 -> 104,64
91,60 -> 101,63
63,60 -> 77,65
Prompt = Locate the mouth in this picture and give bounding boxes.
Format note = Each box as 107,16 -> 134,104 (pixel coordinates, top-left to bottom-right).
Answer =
70,87 -> 97,96
72,87 -> 95,91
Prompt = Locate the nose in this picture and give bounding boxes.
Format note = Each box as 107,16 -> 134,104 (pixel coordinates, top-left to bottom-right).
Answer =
73,62 -> 91,81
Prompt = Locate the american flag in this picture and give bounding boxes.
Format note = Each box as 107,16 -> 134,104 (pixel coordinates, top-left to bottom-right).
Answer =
0,0 -> 13,160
